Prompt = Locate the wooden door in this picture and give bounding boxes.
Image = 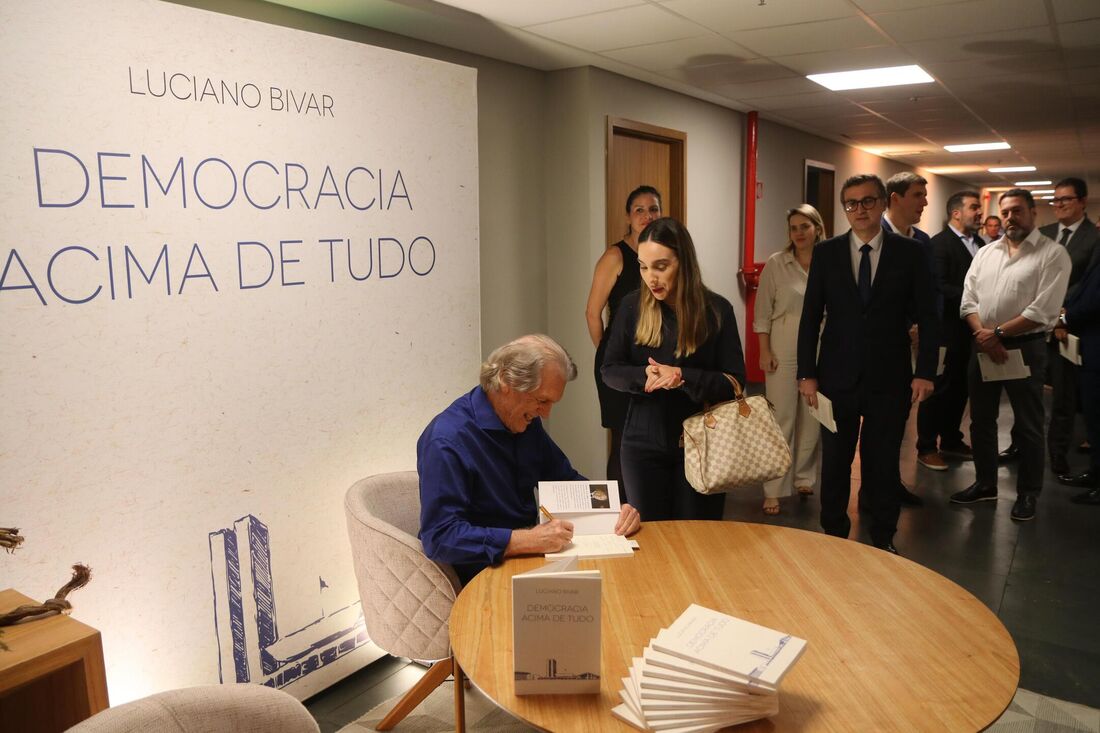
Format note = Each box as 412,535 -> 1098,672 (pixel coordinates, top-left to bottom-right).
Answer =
804,160 -> 836,237
606,117 -> 686,245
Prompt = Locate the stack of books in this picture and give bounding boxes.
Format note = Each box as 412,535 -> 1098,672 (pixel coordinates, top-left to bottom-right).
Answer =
612,604 -> 807,731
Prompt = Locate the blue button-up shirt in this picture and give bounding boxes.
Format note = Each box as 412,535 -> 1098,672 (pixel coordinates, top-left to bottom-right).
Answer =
417,387 -> 584,584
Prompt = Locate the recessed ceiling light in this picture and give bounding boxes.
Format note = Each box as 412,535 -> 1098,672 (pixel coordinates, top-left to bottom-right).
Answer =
944,142 -> 1010,152
806,65 -> 934,91
988,166 -> 1036,173
1030,189 -> 1055,194
1015,180 -> 1051,185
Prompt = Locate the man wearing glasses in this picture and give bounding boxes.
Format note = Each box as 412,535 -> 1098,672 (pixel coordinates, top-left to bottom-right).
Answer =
1039,178 -> 1099,479
797,174 -> 939,554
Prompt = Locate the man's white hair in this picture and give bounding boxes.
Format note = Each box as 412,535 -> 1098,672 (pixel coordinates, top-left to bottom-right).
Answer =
479,334 -> 577,393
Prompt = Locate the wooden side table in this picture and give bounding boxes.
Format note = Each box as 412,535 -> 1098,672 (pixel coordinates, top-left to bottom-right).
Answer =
0,588 -> 109,732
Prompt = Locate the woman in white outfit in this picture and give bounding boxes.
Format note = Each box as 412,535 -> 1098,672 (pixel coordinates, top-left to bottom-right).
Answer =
753,204 -> 825,515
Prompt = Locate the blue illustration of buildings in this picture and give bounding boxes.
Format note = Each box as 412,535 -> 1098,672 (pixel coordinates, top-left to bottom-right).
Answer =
209,514 -> 368,688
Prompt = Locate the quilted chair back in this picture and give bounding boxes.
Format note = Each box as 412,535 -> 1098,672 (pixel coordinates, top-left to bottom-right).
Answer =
344,471 -> 461,662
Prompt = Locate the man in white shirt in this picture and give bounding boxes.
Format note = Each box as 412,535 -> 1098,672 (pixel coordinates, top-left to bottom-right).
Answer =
951,189 -> 1071,521
1038,177 -> 1099,477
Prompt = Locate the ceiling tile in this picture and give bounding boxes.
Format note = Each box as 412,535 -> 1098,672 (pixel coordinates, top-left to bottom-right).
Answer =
524,4 -> 703,51
871,0 -> 1048,44
601,33 -> 757,71
1052,0 -> 1100,23
727,17 -> 891,57
1059,18 -> 1100,47
741,90 -> 848,110
660,57 -> 797,86
851,0 -> 974,11
712,76 -> 824,100
772,45 -> 917,76
926,52 -> 1065,80
903,25 -> 1055,64
659,0 -> 857,32
434,0 -> 645,28
840,84 -> 948,103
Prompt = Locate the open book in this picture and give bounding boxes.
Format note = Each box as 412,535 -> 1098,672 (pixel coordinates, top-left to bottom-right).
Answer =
538,480 -> 637,559
512,557 -> 601,695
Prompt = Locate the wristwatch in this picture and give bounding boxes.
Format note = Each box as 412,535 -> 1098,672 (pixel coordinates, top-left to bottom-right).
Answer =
1059,313 -> 1068,327
993,325 -> 1004,339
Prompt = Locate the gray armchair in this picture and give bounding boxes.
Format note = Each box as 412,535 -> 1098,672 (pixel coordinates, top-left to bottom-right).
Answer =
344,472 -> 465,731
66,683 -> 318,732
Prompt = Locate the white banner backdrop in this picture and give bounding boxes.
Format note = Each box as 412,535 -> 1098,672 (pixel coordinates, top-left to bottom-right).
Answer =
0,0 -> 480,703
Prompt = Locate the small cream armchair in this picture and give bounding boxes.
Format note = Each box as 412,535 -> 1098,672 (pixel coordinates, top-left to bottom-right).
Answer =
66,683 -> 318,732
344,471 -> 465,731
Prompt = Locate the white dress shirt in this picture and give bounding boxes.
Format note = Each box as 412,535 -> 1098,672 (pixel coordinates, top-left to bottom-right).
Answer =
849,228 -> 884,283
949,223 -> 980,258
959,228 -> 1071,333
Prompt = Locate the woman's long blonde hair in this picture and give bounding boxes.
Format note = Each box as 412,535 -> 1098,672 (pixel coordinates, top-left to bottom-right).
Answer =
786,203 -> 826,251
634,218 -> 714,358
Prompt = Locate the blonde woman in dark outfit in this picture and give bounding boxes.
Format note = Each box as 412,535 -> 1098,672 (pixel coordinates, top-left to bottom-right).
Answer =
601,218 -> 746,521
585,185 -> 662,493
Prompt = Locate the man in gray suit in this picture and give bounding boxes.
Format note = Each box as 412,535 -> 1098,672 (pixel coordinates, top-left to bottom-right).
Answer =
1041,177 -> 1100,477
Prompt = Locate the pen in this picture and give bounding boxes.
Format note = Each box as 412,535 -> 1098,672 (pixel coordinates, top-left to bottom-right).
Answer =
538,505 -> 555,522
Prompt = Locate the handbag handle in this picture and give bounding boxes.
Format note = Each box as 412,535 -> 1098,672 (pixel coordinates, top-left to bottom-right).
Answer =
723,373 -> 744,400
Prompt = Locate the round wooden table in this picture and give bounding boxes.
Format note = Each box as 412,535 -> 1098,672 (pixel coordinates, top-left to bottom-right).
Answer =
450,521 -> 1019,732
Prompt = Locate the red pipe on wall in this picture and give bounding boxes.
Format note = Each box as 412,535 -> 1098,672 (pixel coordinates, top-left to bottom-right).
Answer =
740,111 -> 765,384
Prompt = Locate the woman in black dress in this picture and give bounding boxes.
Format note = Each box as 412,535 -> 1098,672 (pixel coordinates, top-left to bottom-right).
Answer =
601,218 -> 746,521
585,185 -> 662,490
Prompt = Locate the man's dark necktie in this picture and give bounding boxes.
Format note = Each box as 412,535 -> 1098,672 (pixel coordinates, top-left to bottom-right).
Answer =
858,243 -> 872,305
1059,228 -> 1072,245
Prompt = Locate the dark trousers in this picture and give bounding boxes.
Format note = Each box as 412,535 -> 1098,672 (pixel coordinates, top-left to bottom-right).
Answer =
607,428 -> 626,504
1047,339 -> 1080,462
621,439 -> 724,521
1080,367 -> 1100,474
970,338 -> 1048,496
916,334 -> 972,453
820,385 -> 910,546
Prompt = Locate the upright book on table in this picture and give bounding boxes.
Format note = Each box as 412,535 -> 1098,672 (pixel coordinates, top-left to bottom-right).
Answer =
512,557 -> 601,695
538,480 -> 637,559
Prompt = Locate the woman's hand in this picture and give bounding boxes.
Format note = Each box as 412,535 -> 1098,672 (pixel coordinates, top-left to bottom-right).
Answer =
759,348 -> 778,373
644,357 -> 684,392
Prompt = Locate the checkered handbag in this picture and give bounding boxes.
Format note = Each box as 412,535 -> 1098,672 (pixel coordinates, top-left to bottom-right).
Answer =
683,375 -> 792,494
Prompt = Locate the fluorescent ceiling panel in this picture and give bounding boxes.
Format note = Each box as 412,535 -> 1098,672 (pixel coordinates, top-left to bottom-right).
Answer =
807,65 -> 933,91
988,166 -> 1037,172
1015,180 -> 1052,185
944,142 -> 1011,152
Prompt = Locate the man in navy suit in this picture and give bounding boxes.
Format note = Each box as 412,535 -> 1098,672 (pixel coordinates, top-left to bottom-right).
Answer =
916,191 -> 984,469
1040,178 -> 1100,477
798,174 -> 939,554
879,171 -> 937,506
1056,254 -> 1100,502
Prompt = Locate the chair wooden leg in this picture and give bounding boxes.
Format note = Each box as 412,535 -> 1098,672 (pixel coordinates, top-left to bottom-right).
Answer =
376,658 -> 452,731
453,656 -> 466,733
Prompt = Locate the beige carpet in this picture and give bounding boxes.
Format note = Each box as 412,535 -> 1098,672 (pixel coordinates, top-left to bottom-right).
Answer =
339,685 -> 1100,732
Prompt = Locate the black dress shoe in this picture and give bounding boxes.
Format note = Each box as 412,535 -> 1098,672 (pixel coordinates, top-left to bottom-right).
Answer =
1070,487 -> 1100,505
899,484 -> 924,507
998,445 -> 1019,463
950,482 -> 998,504
1078,441 -> 1092,454
873,542 -> 899,555
1011,495 -> 1037,521
1049,455 -> 1070,476
939,442 -> 973,460
1058,471 -> 1100,488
